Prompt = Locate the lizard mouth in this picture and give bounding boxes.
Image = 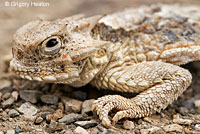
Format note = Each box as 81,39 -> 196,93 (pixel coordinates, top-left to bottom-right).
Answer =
9,59 -> 80,84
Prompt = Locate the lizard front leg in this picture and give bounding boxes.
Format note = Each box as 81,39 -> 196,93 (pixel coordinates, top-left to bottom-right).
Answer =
92,61 -> 192,128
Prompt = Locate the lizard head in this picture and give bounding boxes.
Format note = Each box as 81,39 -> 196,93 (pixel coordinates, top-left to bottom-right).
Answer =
10,15 -> 109,85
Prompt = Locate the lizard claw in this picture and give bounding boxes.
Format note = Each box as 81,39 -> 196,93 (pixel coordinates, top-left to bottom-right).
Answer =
92,95 -> 132,128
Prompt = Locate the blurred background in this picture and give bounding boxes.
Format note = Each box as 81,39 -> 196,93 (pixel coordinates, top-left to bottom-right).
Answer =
0,0 -> 200,73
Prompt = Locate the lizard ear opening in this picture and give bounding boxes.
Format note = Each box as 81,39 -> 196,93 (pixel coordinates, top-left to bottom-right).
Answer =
73,15 -> 103,33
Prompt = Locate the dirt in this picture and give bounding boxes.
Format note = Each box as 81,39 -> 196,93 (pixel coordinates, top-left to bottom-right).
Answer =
0,0 -> 200,133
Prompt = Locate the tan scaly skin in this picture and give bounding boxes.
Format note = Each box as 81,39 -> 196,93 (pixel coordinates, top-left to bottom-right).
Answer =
10,4 -> 200,128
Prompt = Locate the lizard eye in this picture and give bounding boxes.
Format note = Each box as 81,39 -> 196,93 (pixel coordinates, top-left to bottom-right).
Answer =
41,36 -> 62,55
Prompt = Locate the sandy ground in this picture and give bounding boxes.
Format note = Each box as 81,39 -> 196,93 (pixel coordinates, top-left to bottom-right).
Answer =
0,0 -> 200,133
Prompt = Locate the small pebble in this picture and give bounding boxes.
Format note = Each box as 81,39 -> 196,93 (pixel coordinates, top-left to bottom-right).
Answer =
58,113 -> 83,124
8,109 -> 19,118
140,126 -> 162,134
81,99 -> 95,115
195,124 -> 200,131
40,95 -> 59,105
48,120 -> 65,132
41,112 -> 51,120
46,109 -> 63,122
1,97 -> 15,107
194,100 -> 200,108
15,128 -> 23,133
163,124 -> 183,133
2,92 -> 11,100
97,124 -> 107,132
178,107 -> 189,115
35,116 -> 43,124
102,129 -> 120,134
6,129 -> 15,134
74,91 -> 87,101
143,115 -> 162,126
74,120 -> 98,129
74,126 -> 89,134
65,130 -> 74,134
19,90 -> 43,104
90,128 -> 100,134
0,79 -> 12,93
173,118 -> 193,125
123,120 -> 135,130
11,91 -> 19,101
18,102 -> 39,121
61,97 -> 82,113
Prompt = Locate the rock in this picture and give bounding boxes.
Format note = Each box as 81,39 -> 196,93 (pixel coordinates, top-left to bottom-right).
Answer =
58,113 -> 83,124
102,129 -> 120,134
74,120 -> 98,129
1,97 -> 15,107
2,92 -> 11,100
41,112 -> 51,120
11,91 -> 19,101
35,116 -> 43,124
46,120 -> 65,133
46,109 -> 63,122
143,115 -> 162,126
163,124 -> 183,133
81,99 -> 95,115
8,109 -> 19,118
97,124 -> 107,132
18,102 -> 39,121
74,126 -> 89,134
19,90 -> 43,104
15,128 -> 23,133
177,107 -> 189,115
194,100 -> 200,108
140,127 -> 162,134
6,129 -> 15,134
0,79 -> 12,93
40,95 -> 59,105
74,91 -> 87,101
173,118 -> 193,125
180,94 -> 200,110
195,124 -> 200,131
61,97 -> 82,113
90,128 -> 100,134
123,120 -> 135,130
65,130 -> 74,134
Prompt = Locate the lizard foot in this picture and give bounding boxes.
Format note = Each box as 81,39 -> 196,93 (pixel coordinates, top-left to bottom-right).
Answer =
92,95 -> 134,128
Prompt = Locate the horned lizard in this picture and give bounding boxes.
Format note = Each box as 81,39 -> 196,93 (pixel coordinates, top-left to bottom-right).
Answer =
10,4 -> 200,128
